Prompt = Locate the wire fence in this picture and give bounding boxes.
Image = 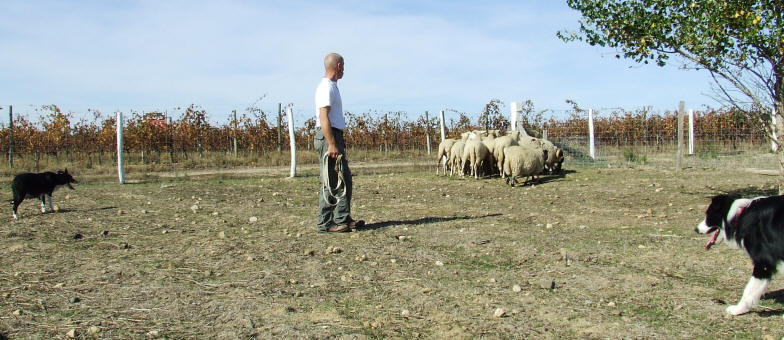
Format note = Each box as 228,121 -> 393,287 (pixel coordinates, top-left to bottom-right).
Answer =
0,104 -> 778,173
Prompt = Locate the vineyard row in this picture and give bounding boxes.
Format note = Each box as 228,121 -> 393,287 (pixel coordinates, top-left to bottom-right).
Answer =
0,104 -> 771,159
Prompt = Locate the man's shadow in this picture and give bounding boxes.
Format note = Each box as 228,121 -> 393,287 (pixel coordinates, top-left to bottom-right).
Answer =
360,213 -> 501,231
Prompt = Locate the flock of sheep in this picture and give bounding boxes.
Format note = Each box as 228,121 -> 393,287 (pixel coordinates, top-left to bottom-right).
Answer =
436,129 -> 564,186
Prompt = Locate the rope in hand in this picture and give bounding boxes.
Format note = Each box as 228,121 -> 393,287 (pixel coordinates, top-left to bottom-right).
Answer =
321,152 -> 347,207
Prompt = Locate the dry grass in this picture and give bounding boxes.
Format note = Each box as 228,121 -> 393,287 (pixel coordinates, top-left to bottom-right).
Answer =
1,157 -> 784,338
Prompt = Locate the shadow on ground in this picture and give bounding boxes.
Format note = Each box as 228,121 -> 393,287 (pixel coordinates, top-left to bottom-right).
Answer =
361,213 -> 502,231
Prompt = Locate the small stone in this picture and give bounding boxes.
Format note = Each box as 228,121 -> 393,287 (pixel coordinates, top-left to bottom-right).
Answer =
304,249 -> 315,257
12,309 -> 22,316
66,329 -> 76,338
489,278 -> 497,283
146,330 -> 160,338
162,230 -> 168,234
435,261 -> 444,266
538,279 -> 555,290
218,231 -> 226,239
117,209 -> 125,215
607,301 -> 616,307
512,285 -> 522,292
88,326 -> 100,335
52,204 -> 60,212
494,308 -> 506,318
211,211 -> 218,216
190,204 -> 200,212
401,309 -> 410,317
249,216 -> 258,223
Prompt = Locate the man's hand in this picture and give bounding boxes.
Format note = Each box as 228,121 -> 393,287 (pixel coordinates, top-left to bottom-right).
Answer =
326,143 -> 339,158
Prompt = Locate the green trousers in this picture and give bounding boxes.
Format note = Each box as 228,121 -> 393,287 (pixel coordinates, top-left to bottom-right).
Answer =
314,128 -> 353,231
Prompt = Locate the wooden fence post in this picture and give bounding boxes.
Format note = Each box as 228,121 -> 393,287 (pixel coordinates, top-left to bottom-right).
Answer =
277,103 -> 282,152
688,109 -> 694,155
439,110 -> 446,141
8,105 -> 13,168
117,111 -> 125,184
233,110 -> 238,157
676,101 -> 685,171
588,109 -> 595,159
425,110 -> 431,155
287,107 -> 296,178
772,107 -> 779,152
510,102 -> 519,131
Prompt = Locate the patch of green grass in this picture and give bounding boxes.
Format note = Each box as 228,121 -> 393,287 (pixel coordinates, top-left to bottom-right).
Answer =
623,147 -> 647,163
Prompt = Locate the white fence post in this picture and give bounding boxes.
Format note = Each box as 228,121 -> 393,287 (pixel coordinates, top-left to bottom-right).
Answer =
116,111 -> 125,184
439,110 -> 446,141
688,109 -> 694,155
287,107 -> 296,178
510,101 -> 520,131
772,107 -> 779,152
588,109 -> 595,159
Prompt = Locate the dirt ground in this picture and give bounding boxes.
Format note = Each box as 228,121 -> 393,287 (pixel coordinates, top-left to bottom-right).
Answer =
2,160 -> 784,339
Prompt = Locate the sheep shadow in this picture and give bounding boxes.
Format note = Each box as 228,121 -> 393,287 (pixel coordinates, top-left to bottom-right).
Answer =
360,213 -> 502,231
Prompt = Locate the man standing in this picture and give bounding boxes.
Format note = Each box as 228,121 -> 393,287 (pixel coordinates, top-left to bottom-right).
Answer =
314,53 -> 364,233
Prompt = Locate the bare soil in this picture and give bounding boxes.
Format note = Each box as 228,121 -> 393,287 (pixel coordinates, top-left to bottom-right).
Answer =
2,161 -> 783,338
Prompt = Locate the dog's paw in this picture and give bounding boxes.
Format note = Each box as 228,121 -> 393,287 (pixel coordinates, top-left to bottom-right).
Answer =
725,304 -> 749,316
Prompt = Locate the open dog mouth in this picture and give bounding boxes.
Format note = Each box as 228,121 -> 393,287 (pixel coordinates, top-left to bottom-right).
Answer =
705,227 -> 720,250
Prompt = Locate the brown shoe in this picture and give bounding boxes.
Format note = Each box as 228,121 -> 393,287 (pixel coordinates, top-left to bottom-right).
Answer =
343,219 -> 365,229
326,224 -> 350,233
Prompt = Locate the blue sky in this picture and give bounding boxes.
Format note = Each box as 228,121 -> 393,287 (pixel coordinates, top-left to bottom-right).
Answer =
0,0 -> 722,124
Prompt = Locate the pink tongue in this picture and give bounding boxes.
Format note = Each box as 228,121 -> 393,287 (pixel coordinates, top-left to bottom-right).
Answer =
705,230 -> 720,250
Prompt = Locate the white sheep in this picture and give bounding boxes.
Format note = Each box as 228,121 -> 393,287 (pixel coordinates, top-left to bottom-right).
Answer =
449,140 -> 466,177
540,139 -> 565,174
502,145 -> 547,187
436,138 -> 457,175
462,139 -> 491,179
481,135 -> 497,175
517,135 -> 544,150
493,135 -> 517,178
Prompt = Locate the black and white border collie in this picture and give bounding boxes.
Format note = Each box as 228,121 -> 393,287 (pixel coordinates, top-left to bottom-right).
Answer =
695,194 -> 784,315
11,169 -> 77,219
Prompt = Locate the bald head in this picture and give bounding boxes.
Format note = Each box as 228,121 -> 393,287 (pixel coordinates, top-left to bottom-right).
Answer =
323,53 -> 345,81
324,53 -> 343,71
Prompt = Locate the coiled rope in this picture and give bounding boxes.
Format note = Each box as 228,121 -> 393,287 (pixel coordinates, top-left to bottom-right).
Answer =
321,153 -> 347,207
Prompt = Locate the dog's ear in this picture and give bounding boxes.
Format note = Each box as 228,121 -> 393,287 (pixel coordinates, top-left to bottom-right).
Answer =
64,168 -> 69,174
705,194 -> 736,227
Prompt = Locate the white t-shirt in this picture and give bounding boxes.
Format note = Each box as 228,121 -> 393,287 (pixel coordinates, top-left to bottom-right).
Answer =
314,77 -> 346,130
